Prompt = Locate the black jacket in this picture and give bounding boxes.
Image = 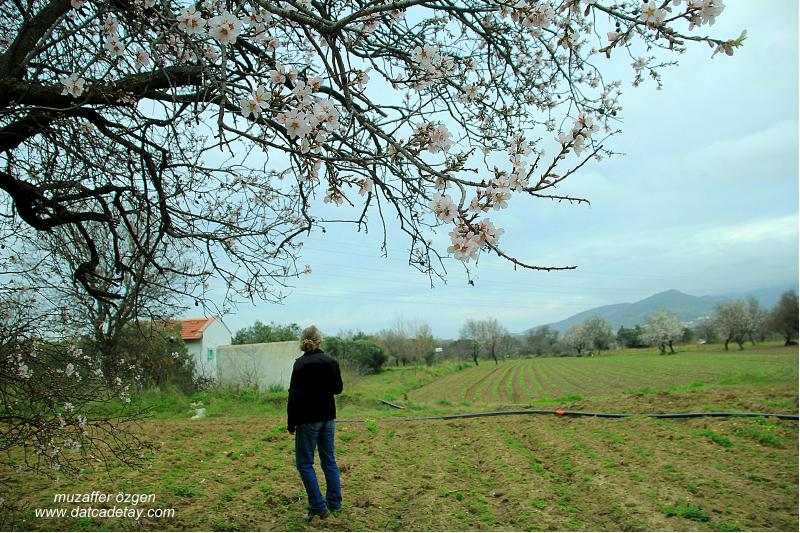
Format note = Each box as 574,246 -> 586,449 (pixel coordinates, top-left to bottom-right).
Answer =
287,349 -> 343,432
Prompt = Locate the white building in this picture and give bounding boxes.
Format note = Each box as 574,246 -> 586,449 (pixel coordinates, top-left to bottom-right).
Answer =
173,317 -> 232,381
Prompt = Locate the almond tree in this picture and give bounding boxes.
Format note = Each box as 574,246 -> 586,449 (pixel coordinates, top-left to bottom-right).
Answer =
714,300 -> 749,351
0,0 -> 741,307
642,308 -> 682,354
562,322 -> 589,355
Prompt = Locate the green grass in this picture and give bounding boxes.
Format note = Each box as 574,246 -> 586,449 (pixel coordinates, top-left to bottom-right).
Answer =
664,503 -> 710,522
699,430 -> 733,448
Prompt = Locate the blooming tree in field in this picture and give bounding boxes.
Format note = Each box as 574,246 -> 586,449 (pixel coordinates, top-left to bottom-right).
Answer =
0,0 -> 742,306
642,308 -> 682,354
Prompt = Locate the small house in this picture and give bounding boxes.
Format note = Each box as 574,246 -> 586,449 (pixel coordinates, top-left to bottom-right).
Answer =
173,317 -> 232,381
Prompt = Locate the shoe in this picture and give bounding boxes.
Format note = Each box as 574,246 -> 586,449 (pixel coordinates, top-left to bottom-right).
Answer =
304,508 -> 330,523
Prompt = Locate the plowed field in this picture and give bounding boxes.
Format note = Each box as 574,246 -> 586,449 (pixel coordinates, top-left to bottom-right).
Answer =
408,345 -> 798,408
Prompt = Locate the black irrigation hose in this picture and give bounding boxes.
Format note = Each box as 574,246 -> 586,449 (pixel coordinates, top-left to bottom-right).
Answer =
337,409 -> 799,423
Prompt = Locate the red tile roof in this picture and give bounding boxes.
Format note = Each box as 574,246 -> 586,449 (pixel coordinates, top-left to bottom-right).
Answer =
172,317 -> 216,341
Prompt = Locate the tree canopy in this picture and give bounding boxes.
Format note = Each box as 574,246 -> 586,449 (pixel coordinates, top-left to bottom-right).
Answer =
1,0 -> 740,307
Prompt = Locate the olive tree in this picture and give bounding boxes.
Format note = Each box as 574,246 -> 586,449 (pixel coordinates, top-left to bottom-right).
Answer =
582,315 -> 614,353
767,291 -> 799,346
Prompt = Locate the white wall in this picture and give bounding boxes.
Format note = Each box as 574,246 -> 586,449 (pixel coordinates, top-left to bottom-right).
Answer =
189,318 -> 232,381
186,340 -> 203,377
216,341 -> 300,390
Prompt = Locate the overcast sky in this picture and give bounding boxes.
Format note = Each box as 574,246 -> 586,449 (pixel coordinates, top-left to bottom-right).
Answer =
197,1 -> 799,339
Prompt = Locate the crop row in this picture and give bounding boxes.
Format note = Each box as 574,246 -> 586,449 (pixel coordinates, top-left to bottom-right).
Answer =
408,349 -> 797,405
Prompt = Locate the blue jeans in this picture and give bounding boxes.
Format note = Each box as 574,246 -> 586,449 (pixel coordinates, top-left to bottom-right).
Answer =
294,420 -> 342,513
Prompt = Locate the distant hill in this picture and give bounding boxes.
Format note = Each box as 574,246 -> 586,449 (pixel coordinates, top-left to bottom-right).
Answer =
526,285 -> 797,334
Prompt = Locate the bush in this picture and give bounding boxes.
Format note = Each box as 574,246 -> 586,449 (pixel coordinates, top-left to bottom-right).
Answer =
324,336 -> 388,374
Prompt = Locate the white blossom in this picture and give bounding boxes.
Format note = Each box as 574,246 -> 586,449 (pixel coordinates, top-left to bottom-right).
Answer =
59,73 -> 86,98
208,11 -> 243,45
277,109 -> 311,139
430,193 -> 458,223
413,44 -> 441,71
104,34 -> 125,57
358,178 -> 373,196
135,49 -> 150,68
239,96 -> 261,119
177,7 -> 206,35
323,188 -> 345,206
639,2 -> 666,25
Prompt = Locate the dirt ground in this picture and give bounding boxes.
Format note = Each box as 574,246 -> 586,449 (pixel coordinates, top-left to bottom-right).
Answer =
3,389 -> 798,532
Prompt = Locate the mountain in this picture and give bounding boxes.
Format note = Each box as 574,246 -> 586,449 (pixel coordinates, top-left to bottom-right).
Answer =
527,285 -> 797,334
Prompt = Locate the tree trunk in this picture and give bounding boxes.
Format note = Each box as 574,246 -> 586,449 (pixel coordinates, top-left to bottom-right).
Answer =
724,338 -> 730,351
668,340 -> 674,354
472,354 -> 479,366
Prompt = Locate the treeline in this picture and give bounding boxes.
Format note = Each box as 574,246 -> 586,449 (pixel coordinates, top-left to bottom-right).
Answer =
230,291 -> 798,373
521,290 -> 799,356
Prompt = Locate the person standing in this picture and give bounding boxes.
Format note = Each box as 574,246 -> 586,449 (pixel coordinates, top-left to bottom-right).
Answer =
287,325 -> 344,522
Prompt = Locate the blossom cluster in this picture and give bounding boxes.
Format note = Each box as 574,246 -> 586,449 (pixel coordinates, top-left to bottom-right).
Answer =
177,7 -> 244,45
414,122 -> 453,154
557,113 -> 599,156
447,219 -> 505,262
59,73 -> 86,98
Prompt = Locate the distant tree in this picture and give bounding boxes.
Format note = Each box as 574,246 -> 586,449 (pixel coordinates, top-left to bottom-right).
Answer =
460,318 -> 507,365
767,291 -> 799,346
714,300 -> 750,351
377,319 -> 435,367
498,334 -> 522,359
482,319 -> 508,365
440,338 -> 474,362
525,326 -> 560,356
616,325 -> 646,349
459,319 -> 484,366
583,316 -> 614,353
693,317 -> 718,344
562,324 -> 590,356
413,323 -> 438,365
642,309 -> 683,354
232,321 -> 301,345
680,326 -> 695,344
324,336 -> 387,375
15,221 -> 190,386
744,297 -> 768,345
